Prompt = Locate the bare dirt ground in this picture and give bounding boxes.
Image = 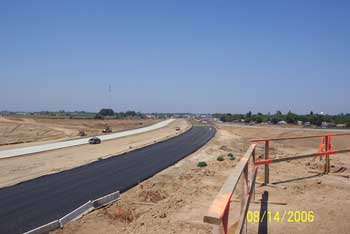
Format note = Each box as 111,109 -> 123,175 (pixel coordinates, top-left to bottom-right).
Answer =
0,119 -> 190,188
55,124 -> 349,234
0,116 -> 159,148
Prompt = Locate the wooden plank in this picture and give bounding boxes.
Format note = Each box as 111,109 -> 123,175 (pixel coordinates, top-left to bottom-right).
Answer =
255,149 -> 350,165
132,202 -> 156,206
308,170 -> 350,178
235,167 -> 259,234
329,173 -> 350,178
231,198 -> 287,206
203,144 -> 256,225
241,165 -> 248,215
325,136 -> 330,174
251,148 -> 256,201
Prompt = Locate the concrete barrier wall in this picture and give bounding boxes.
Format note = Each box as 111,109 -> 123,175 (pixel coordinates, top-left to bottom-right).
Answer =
93,191 -> 120,208
23,190 -> 121,234
23,220 -> 60,234
59,201 -> 94,227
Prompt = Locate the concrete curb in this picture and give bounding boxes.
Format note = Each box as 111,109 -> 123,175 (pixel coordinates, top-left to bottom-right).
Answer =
59,201 -> 94,227
93,191 -> 120,209
22,220 -> 60,234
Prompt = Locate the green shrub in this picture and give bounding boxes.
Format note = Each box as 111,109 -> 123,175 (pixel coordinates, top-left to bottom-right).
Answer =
229,155 -> 236,160
197,161 -> 208,167
228,153 -> 236,160
217,156 -> 225,161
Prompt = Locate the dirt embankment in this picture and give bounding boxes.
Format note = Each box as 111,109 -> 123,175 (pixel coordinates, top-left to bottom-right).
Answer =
0,119 -> 190,188
0,116 -> 159,147
55,125 -> 350,234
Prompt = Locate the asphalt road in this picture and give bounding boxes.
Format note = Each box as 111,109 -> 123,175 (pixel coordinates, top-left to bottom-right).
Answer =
0,119 -> 174,159
0,125 -> 215,234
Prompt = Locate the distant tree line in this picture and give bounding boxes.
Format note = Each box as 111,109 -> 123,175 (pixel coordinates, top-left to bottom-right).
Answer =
213,111 -> 350,127
95,109 -> 144,119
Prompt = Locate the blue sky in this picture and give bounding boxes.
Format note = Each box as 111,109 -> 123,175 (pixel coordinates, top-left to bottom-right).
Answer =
1,1 -> 349,114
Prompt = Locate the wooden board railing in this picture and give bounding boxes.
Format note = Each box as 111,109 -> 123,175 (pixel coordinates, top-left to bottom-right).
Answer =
203,144 -> 257,234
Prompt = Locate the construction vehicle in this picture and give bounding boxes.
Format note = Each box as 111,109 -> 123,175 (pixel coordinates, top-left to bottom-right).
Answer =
102,126 -> 112,133
78,130 -> 86,136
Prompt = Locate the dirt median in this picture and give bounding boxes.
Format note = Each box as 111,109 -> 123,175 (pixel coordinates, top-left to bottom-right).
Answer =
0,117 -> 159,149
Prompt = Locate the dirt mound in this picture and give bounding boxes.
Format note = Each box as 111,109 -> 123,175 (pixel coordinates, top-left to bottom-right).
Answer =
105,206 -> 135,223
219,145 -> 231,152
138,183 -> 168,202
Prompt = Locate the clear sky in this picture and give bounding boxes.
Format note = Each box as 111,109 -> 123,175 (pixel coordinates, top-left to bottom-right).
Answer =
1,1 -> 349,114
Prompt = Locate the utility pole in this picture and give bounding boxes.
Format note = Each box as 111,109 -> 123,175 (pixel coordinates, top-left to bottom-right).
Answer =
108,84 -> 112,109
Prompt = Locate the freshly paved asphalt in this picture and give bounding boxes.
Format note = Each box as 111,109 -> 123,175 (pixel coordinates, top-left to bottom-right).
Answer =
0,125 -> 216,234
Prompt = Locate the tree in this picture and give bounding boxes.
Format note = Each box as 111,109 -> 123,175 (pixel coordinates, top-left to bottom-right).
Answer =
255,115 -> 263,123
125,111 -> 136,117
98,109 -> 115,116
245,111 -> 252,122
271,116 -> 282,124
94,113 -> 103,119
286,110 -> 297,123
276,110 -> 282,116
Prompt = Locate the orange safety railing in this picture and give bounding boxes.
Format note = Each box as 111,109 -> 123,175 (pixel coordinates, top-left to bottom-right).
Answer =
204,132 -> 350,234
250,132 -> 350,184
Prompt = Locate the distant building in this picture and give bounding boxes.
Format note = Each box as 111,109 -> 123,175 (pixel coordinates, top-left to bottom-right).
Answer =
145,114 -> 156,119
278,121 -> 287,125
15,112 -> 27,115
297,121 -> 303,126
0,111 -> 11,115
336,124 -> 347,128
321,122 -> 336,128
104,116 -> 117,120
304,122 -> 311,126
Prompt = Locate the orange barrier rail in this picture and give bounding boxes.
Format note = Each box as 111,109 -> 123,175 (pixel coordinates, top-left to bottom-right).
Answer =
255,149 -> 350,166
204,132 -> 350,234
250,132 -> 350,184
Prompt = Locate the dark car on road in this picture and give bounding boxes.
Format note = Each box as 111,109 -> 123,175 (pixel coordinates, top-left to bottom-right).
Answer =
102,126 -> 112,133
88,137 -> 101,144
